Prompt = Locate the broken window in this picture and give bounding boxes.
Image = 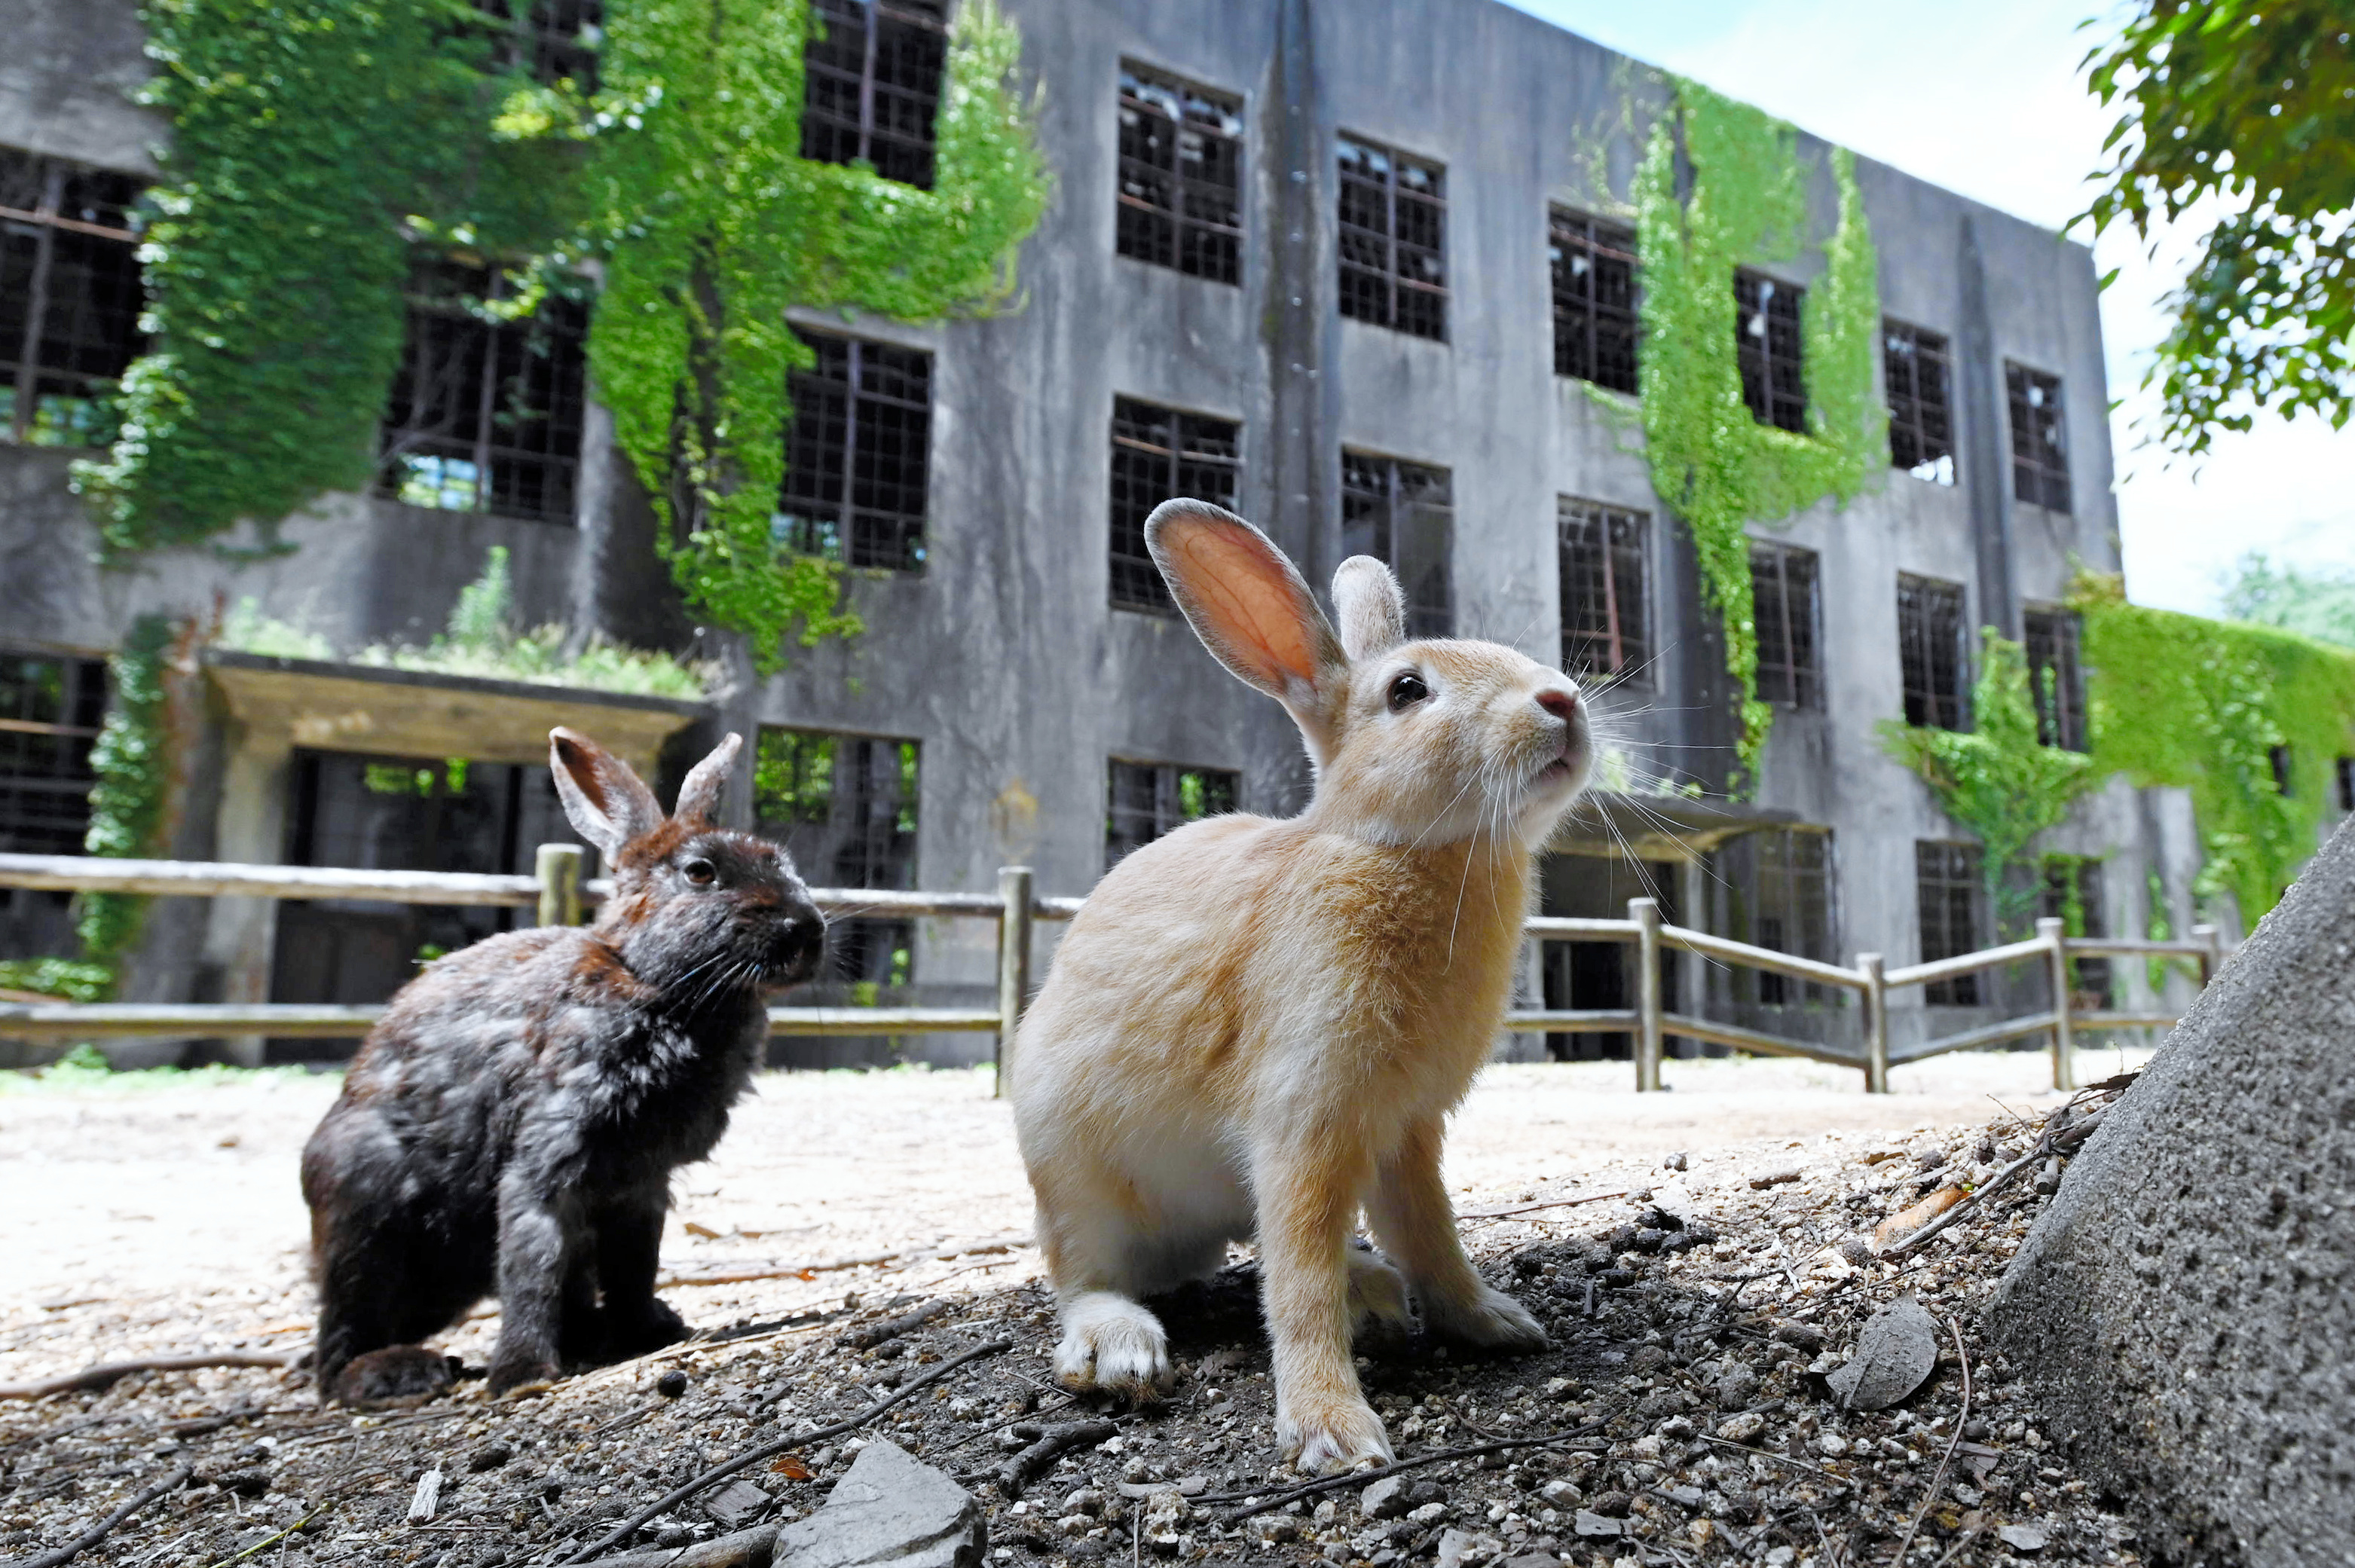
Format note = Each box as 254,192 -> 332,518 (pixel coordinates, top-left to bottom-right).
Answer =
1898,573 -> 1968,732
377,258 -> 589,525
800,0 -> 947,190
1557,497 -> 1650,686
778,327 -> 931,572
2040,856 -> 2111,1007
0,147 -> 142,448
1707,828 -> 1837,1007
2268,743 -> 2293,796
2006,362 -> 2071,513
1341,451 -> 1452,637
1109,397 -> 1240,614
1735,269 -> 1806,433
1549,210 -> 1638,393
755,726 -> 920,991
1916,840 -> 1986,1006
1106,759 -> 1238,870
2023,607 -> 2087,752
1751,541 -> 1823,711
1337,136 -> 1447,342
476,0 -> 602,89
0,648 -> 106,959
1116,63 -> 1243,285
1883,319 -> 1954,484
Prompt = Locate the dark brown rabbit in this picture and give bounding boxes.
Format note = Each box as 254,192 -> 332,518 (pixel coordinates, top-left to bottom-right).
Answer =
300,728 -> 824,1401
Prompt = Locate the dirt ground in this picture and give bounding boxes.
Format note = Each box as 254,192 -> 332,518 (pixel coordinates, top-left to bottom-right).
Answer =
0,1048 -> 2157,1568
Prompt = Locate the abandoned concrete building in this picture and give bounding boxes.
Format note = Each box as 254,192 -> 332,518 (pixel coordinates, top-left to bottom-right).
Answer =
0,0 -> 2292,1068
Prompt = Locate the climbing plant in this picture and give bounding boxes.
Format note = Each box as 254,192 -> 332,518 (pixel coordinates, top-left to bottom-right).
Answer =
1631,78 -> 1886,788
1879,631 -> 2098,935
76,614 -> 183,986
2072,571 -> 2355,925
584,0 -> 1048,668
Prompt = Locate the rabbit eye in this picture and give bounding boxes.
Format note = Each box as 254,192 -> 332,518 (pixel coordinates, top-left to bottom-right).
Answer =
683,858 -> 717,886
1387,671 -> 1430,711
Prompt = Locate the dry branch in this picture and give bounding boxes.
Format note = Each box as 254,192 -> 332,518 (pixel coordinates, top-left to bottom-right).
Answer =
0,1355 -> 298,1403
1455,1191 -> 1629,1222
8,1462 -> 189,1568
1197,1424 -> 1608,1524
995,1420 -> 1117,1499
1887,1316 -> 1973,1566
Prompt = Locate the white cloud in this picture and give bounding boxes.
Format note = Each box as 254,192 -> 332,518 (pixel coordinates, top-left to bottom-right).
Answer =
1503,0 -> 2355,614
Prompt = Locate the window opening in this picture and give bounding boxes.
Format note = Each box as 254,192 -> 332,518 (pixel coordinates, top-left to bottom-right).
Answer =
0,649 -> 107,857
1549,210 -> 1637,393
1751,541 -> 1823,710
1898,573 -> 1968,732
2268,743 -> 2293,796
476,0 -> 603,89
1735,269 -> 1806,432
1337,135 -> 1446,341
2005,362 -> 2071,512
377,257 -> 589,524
1106,758 -> 1238,869
0,147 -> 143,448
800,0 -> 948,190
1557,497 -> 1650,686
754,726 -> 920,990
2023,607 -> 2087,752
1916,840 -> 1985,1005
1883,319 -> 1954,484
1115,63 -> 1243,285
1708,828 -> 1837,1006
1109,397 -> 1240,613
2041,856 -> 2111,1007
2338,756 -> 2354,814
1341,451 -> 1452,637
777,327 -> 932,571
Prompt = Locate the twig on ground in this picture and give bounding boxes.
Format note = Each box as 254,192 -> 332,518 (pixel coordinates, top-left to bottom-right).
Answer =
995,1419 -> 1118,1498
556,1337 -> 1012,1565
196,1500 -> 329,1568
844,1300 -> 953,1350
1455,1192 -> 1629,1224
656,1236 -> 1032,1291
1697,1435 -> 1849,1487
1882,1105 -> 2111,1259
1924,1524 -> 1987,1568
10,1463 -> 191,1568
1886,1316 -> 1972,1567
1201,1426 -> 1607,1524
0,1356 -> 298,1403
933,1392 -> 1080,1456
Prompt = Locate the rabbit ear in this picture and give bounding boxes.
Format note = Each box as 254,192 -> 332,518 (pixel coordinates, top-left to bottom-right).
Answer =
1147,499 -> 1347,758
1332,555 -> 1406,662
549,728 -> 663,857
672,732 -> 742,827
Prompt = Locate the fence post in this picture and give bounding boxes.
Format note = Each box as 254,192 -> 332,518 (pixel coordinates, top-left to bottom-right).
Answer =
1631,897 -> 1663,1093
995,865 -> 1034,1099
535,843 -> 584,928
1858,952 -> 1889,1095
2191,922 -> 2220,988
2038,915 -> 2075,1092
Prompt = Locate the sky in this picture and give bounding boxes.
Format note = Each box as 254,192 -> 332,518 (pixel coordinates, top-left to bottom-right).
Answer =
1498,0 -> 2355,617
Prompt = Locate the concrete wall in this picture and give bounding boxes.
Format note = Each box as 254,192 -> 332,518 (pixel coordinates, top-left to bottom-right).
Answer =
0,0 -> 2231,1065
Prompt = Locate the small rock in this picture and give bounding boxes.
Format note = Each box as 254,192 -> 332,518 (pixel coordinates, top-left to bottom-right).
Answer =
1659,1485 -> 1705,1509
1815,1434 -> 1849,1457
1769,1320 -> 1827,1352
1999,1522 -> 2051,1552
1408,1480 -> 1448,1508
467,1444 -> 513,1474
1826,1297 -> 1941,1411
1636,1206 -> 1686,1232
1836,1238 -> 1876,1268
1587,1490 -> 1632,1518
1661,1152 -> 1688,1172
1658,1417 -> 1696,1441
1406,1501 -> 1451,1527
769,1439 -> 981,1568
704,1478 -> 772,1530
656,1370 -> 690,1398
1434,1528 -> 1503,1568
1362,1475 -> 1413,1520
1915,1148 -> 1948,1172
1711,1365 -> 1759,1411
1715,1413 -> 1767,1444
1573,1509 -> 1625,1538
1748,1169 -> 1802,1190
1538,1479 -> 1581,1507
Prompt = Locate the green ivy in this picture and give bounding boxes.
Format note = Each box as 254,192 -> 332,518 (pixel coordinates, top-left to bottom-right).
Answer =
77,614 -> 182,982
1630,78 -> 1885,788
2073,571 -> 2355,925
585,0 -> 1048,668
1879,631 -> 2097,935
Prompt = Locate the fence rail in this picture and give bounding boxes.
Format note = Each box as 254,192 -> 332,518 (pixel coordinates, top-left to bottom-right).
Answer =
0,850 -> 2226,1093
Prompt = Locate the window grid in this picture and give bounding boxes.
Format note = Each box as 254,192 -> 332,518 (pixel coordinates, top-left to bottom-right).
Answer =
1337,136 -> 1447,342
2041,856 -> 2112,1006
778,328 -> 932,572
1106,758 -> 1238,869
2023,607 -> 2087,752
2006,362 -> 2072,513
1711,828 -> 1837,1006
1751,542 -> 1823,710
1109,397 -> 1240,614
1916,840 -> 1985,1006
2268,744 -> 2294,796
2338,756 -> 2354,814
1884,319 -> 1955,484
1341,451 -> 1453,638
1,148 -> 142,448
476,0 -> 602,89
0,649 -> 108,857
1898,573 -> 1968,732
1735,269 -> 1806,433
1549,210 -> 1638,393
754,726 -> 920,989
376,259 -> 589,525
1115,64 -> 1243,285
1557,497 -> 1650,686
800,0 -> 948,190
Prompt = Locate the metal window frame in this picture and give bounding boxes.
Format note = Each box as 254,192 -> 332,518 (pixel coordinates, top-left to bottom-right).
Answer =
1104,755 -> 1240,870
476,0 -> 603,90
780,325 -> 933,572
2,148 -> 143,447
1556,495 -> 1651,684
802,0 -> 949,191
1341,448 -> 1454,637
0,646 -> 109,858
1115,60 -> 1245,285
2022,604 -> 2087,753
1882,317 -> 1956,484
1548,209 -> 1638,393
1896,572 -> 1969,732
1335,133 -> 1448,343
1734,267 -> 1807,433
1712,825 -> 1840,1007
1915,839 -> 1986,1005
2004,360 -> 2072,514
1107,394 -> 1241,614
1750,539 -> 1824,711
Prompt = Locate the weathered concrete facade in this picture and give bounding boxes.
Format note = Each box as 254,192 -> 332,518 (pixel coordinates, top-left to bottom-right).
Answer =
1,0 -> 2266,1066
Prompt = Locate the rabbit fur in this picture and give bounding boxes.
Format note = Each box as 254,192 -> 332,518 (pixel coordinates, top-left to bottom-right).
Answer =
1011,500 -> 1595,1471
301,728 -> 824,1400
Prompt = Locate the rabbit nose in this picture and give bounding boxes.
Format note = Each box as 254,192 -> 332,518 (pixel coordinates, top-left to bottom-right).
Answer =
1534,687 -> 1580,722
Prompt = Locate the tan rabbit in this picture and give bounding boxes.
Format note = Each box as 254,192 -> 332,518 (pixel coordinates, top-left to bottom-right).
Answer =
1011,499 -> 1595,1471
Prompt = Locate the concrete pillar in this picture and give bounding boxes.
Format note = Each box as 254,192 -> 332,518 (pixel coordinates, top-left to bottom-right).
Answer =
199,723 -> 292,1066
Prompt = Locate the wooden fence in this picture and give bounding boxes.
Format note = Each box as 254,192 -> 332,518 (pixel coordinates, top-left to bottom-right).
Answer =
0,850 -> 2223,1093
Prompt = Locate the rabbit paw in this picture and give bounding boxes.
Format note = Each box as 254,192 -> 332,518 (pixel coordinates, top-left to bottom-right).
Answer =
1278,1395 -> 1395,1474
1427,1284 -> 1548,1353
486,1351 -> 561,1398
604,1298 -> 690,1360
1346,1249 -> 1414,1334
1051,1292 -> 1173,1401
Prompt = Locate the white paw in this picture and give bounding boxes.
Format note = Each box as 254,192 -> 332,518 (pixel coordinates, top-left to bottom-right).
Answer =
1051,1293 -> 1173,1400
1345,1249 -> 1414,1335
1428,1283 -> 1548,1353
1277,1396 -> 1394,1473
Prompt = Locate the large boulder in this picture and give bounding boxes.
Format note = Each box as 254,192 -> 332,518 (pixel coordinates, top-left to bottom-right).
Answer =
1991,818 -> 2355,1565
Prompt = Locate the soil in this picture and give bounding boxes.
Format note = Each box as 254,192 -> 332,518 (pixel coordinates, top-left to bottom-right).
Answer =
0,1049 -> 2157,1568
